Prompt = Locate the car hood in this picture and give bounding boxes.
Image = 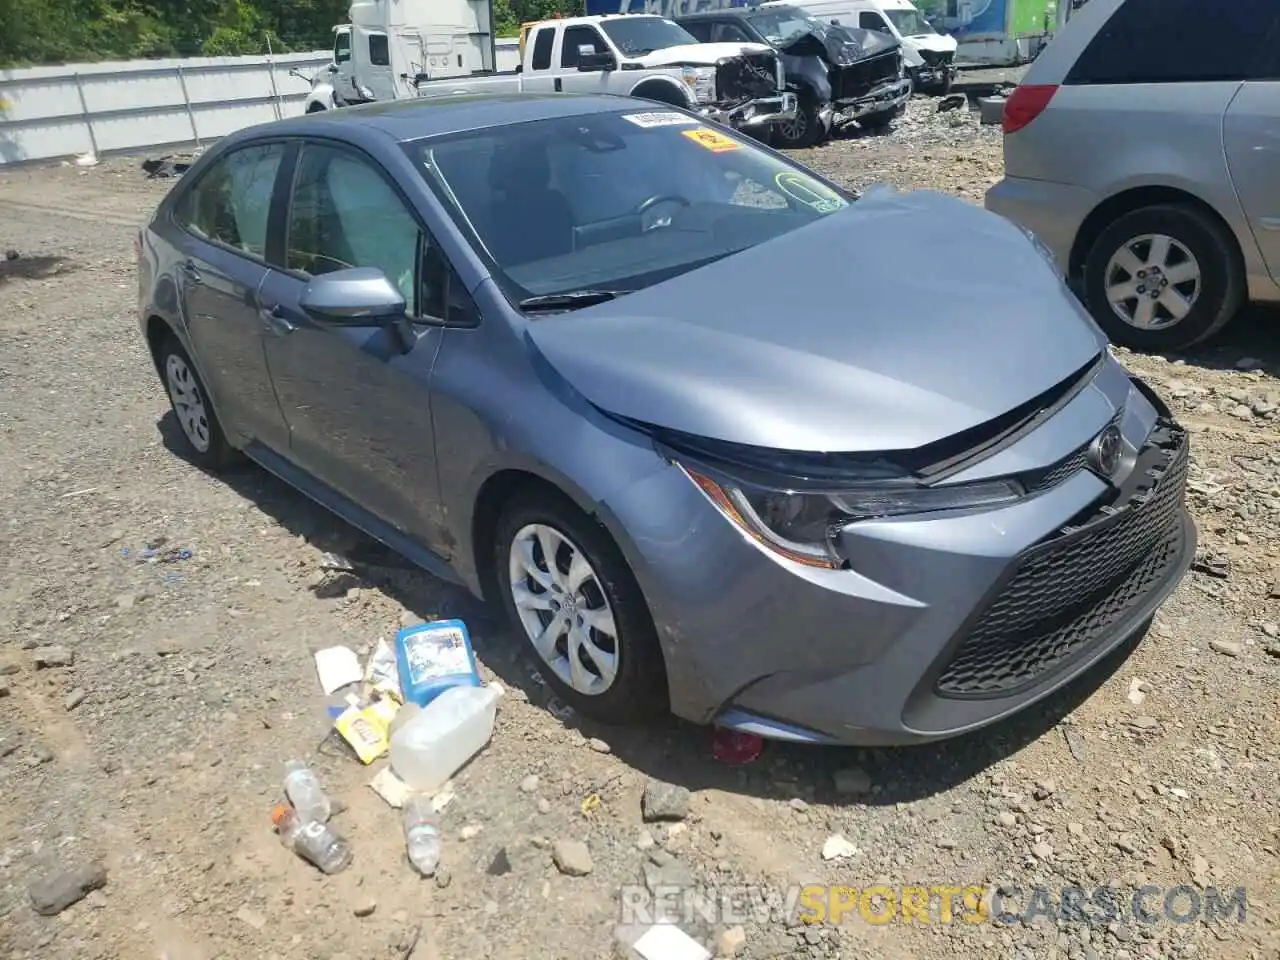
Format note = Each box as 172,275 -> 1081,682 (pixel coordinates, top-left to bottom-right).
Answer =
780,26 -> 899,65
636,41 -> 774,67
524,188 -> 1106,454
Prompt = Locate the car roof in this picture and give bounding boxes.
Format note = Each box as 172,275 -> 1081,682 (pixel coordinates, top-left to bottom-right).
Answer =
221,92 -> 640,149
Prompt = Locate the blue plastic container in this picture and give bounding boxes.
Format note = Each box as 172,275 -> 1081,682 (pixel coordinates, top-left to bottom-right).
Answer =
394,619 -> 481,707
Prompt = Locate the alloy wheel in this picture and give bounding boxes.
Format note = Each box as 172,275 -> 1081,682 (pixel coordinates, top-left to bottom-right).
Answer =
165,353 -> 211,453
507,523 -> 620,697
775,109 -> 808,147
1104,233 -> 1202,331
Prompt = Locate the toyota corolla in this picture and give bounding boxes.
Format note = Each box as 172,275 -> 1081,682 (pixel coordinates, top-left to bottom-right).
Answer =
135,93 -> 1195,745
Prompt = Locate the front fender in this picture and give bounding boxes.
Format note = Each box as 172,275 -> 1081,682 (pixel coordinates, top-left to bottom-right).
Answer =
788,56 -> 832,103
626,76 -> 695,108
304,83 -> 337,111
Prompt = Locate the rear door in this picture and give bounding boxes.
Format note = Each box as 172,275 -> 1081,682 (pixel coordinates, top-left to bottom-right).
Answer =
165,141 -> 293,452
1223,17 -> 1280,286
520,24 -> 560,93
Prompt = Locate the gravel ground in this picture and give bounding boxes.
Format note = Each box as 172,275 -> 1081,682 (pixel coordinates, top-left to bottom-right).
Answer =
0,97 -> 1277,960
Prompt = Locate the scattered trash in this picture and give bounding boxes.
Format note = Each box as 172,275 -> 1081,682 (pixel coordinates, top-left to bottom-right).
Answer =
403,794 -> 442,877
936,93 -> 968,113
394,619 -> 480,708
314,645 -> 362,695
272,804 -> 352,874
319,551 -> 355,572
580,793 -> 602,816
58,486 -> 97,499
334,695 -> 401,764
369,766 -> 413,808
364,638 -> 401,699
140,155 -> 193,179
74,151 -> 99,167
283,760 -> 332,823
389,681 -> 504,793
821,834 -> 859,861
629,923 -> 711,960
136,543 -> 192,564
711,727 -> 764,765
1127,678 -> 1149,706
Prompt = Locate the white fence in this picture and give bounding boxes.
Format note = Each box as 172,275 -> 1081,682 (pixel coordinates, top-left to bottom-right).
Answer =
0,51 -> 333,167
0,40 -> 524,168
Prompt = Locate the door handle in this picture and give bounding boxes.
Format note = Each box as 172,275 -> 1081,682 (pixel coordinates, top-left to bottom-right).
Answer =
179,259 -> 202,284
259,303 -> 297,336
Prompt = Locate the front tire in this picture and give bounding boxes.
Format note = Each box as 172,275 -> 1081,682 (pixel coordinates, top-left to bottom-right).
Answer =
772,97 -> 821,149
1082,204 -> 1245,352
494,492 -> 668,724
156,334 -> 240,471
858,104 -> 902,130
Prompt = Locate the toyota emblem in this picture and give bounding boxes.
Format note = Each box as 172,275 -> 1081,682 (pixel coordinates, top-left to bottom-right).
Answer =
1087,424 -> 1124,478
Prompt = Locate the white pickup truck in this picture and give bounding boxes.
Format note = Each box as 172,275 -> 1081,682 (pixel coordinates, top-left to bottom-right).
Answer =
305,13 -> 797,134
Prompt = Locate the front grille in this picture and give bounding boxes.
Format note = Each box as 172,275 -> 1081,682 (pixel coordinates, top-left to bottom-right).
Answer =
935,421 -> 1189,698
716,52 -> 780,103
830,50 -> 901,101
919,49 -> 954,67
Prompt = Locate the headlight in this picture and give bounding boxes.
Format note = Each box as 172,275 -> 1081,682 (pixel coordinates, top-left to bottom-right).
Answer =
681,66 -> 717,103
677,462 -> 1022,569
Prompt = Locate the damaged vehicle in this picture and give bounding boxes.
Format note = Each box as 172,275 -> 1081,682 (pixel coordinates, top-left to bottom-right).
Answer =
139,93 -> 1194,747
678,3 -> 911,148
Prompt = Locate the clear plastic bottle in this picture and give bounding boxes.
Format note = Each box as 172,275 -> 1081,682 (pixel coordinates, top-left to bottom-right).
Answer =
282,760 -> 331,823
272,804 -> 352,874
403,794 -> 441,877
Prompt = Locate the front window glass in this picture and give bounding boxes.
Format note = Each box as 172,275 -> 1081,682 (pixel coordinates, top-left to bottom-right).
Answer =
599,17 -> 698,56
412,109 -> 851,306
748,8 -> 830,45
885,8 -> 936,35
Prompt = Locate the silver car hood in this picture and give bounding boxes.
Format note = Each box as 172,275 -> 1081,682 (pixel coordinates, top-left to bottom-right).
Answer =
525,188 -> 1106,454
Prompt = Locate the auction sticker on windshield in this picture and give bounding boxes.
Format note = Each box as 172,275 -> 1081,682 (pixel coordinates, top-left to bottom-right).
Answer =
622,111 -> 699,128
682,127 -> 741,153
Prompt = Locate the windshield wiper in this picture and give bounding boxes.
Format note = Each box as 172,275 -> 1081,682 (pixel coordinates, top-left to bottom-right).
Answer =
518,289 -> 625,312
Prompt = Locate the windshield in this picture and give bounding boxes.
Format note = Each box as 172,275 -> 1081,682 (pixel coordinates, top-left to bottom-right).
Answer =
885,8 -> 935,35
599,17 -> 697,55
747,8 -> 830,45
413,109 -> 851,306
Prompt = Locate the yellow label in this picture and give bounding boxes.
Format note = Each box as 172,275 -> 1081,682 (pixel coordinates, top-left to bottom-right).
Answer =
681,127 -> 741,153
334,696 -> 400,765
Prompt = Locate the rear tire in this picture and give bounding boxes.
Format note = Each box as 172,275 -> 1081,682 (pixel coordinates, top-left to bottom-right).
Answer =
156,334 -> 240,472
1082,204 -> 1245,352
494,491 -> 668,725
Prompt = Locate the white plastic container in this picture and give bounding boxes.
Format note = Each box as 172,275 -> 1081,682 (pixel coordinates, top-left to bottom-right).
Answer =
389,682 -> 504,793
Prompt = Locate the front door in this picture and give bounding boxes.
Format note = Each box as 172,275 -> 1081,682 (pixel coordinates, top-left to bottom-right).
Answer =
165,141 -> 292,451
259,141 -> 451,548
1223,32 -> 1280,285
555,24 -> 615,94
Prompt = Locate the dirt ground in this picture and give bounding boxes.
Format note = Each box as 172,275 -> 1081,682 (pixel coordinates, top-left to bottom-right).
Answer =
0,98 -> 1277,960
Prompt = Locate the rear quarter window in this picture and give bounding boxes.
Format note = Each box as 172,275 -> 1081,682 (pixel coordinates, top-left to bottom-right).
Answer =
1065,0 -> 1280,84
531,26 -> 554,70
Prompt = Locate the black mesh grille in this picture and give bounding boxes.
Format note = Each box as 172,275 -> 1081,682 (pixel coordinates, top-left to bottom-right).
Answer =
1034,450 -> 1088,491
935,422 -> 1189,698
716,53 -> 780,102
831,50 -> 901,101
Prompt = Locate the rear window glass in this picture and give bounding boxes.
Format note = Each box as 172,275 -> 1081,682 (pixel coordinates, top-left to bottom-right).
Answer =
1065,0 -> 1280,84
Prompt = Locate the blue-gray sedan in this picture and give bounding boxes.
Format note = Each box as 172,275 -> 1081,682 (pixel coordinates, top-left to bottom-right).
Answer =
136,92 -> 1195,746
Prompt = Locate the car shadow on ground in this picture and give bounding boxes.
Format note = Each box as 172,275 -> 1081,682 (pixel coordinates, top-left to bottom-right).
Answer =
1159,302 -> 1280,379
158,411 -> 1148,808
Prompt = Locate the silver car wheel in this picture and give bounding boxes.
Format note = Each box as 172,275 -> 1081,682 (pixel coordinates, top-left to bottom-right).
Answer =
775,109 -> 807,145
508,523 -> 619,697
1104,233 -> 1201,331
164,353 -> 211,453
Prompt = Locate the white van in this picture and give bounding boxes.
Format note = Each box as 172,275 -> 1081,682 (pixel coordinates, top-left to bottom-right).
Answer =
790,0 -> 958,91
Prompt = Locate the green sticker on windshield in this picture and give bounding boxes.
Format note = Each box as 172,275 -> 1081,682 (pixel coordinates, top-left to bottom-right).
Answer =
774,172 -> 848,213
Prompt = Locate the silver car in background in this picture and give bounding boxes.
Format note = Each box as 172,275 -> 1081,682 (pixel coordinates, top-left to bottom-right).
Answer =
985,0 -> 1280,352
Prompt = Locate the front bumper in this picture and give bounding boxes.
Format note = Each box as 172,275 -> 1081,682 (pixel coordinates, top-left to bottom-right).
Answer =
912,62 -> 957,88
832,77 -> 912,122
603,361 -> 1195,747
698,91 -> 798,129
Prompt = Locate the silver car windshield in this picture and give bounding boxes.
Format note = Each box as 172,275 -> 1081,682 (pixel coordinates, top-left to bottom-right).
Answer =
413,110 -> 851,304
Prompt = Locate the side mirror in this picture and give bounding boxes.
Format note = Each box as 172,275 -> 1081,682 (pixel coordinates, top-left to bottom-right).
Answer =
328,63 -> 339,73
577,49 -> 617,72
299,267 -> 406,325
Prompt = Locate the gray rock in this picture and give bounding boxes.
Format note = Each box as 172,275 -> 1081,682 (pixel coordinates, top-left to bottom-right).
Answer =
997,812 -> 1018,829
352,895 -> 377,917
833,767 -> 873,796
32,647 -> 74,669
642,779 -> 690,822
551,839 -> 593,877
643,856 -> 694,892
520,774 -> 540,794
64,688 -> 86,711
587,737 -> 611,754
28,862 -> 107,916
1208,640 -> 1241,658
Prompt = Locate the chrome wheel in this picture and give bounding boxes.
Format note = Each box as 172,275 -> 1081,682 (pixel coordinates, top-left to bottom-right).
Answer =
1104,233 -> 1201,331
775,108 -> 808,146
165,353 -> 211,453
507,523 -> 619,697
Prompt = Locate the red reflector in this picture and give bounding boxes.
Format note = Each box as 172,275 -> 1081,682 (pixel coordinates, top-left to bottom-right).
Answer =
1002,84 -> 1059,134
